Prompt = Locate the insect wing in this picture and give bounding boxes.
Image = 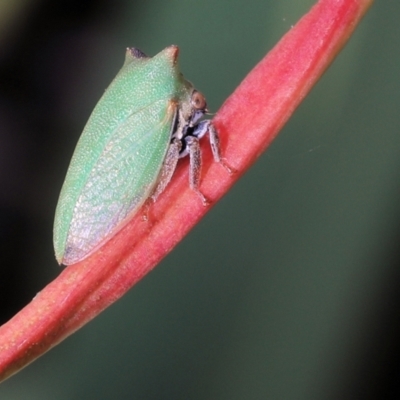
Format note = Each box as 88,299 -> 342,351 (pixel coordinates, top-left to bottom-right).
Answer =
54,46 -> 189,264
55,100 -> 176,264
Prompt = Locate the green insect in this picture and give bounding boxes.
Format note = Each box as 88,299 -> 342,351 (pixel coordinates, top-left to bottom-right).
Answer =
53,45 -> 230,265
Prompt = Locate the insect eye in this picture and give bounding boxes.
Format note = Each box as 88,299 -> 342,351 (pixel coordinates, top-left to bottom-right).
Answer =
191,90 -> 207,111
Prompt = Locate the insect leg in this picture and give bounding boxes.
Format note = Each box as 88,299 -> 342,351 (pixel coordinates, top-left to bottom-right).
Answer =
185,136 -> 209,205
151,139 -> 181,202
192,120 -> 236,174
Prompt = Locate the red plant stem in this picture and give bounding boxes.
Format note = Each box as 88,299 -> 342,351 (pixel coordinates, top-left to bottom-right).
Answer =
0,0 -> 373,382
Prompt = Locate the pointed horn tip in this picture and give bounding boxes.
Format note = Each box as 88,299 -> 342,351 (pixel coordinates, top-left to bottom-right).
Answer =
164,45 -> 180,62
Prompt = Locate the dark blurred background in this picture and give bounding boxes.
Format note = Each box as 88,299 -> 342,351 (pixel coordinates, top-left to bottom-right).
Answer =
1,0 -> 399,399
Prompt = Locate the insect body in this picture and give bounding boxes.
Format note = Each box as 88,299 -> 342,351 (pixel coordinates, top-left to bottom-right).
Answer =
53,46 -> 228,265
